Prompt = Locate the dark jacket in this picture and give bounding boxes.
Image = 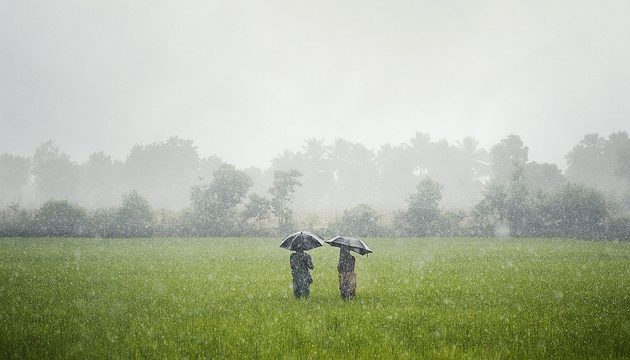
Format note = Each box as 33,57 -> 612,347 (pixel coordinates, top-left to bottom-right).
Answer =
338,251 -> 355,273
290,251 -> 314,283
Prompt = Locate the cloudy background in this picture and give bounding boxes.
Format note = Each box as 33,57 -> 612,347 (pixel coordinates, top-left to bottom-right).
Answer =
1,0 -> 629,168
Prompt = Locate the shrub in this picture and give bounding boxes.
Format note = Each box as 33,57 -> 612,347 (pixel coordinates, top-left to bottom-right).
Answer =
35,200 -> 87,237
116,191 -> 154,237
328,204 -> 385,237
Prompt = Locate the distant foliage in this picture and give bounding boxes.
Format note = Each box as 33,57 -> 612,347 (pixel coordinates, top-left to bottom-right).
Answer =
0,132 -> 629,240
0,205 -> 33,237
328,204 -> 384,237
116,191 -> 154,237
0,179 -> 627,239
270,170 -> 302,234
473,181 -> 509,237
606,216 -> 630,241
78,152 -> 122,209
0,154 -> 30,206
522,162 -> 566,193
395,179 -> 443,236
35,200 -> 87,237
125,137 -> 202,209
490,135 -> 529,184
189,165 -> 252,236
242,193 -> 272,235
565,132 -> 630,206
32,142 -> 79,202
472,179 -> 612,239
545,183 -> 608,238
87,208 -> 119,238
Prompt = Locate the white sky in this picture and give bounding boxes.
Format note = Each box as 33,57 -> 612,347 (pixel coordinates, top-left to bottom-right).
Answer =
1,0 -> 629,168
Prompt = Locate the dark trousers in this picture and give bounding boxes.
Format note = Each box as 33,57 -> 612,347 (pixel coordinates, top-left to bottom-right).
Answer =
292,274 -> 311,298
339,272 -> 356,300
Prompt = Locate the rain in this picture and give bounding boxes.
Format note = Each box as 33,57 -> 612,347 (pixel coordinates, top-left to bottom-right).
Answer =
0,0 -> 629,358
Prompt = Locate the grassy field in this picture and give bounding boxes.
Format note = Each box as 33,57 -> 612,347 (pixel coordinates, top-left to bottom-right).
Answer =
0,237 -> 629,359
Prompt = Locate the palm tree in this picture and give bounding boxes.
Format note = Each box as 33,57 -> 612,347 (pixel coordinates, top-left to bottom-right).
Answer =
298,138 -> 334,211
301,138 -> 329,168
456,137 -> 490,179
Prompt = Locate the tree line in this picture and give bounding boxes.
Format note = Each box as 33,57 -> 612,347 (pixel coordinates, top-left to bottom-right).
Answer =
0,132 -> 629,239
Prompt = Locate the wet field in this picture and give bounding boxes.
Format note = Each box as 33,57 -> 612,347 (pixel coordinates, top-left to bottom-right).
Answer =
1,237 -> 628,359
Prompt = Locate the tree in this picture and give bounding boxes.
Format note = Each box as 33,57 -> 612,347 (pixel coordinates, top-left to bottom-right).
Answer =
617,147 -> 630,181
473,181 -> 509,236
31,141 -> 79,202
504,172 -> 531,237
329,139 -> 379,209
473,169 -> 539,237
407,133 -> 487,209
301,137 -> 329,166
439,209 -> 467,237
0,154 -> 30,206
396,178 -> 443,236
296,138 -> 335,212
242,193 -> 271,233
456,137 -> 491,180
35,200 -> 86,236
375,143 -> 416,212
190,164 -> 252,236
269,169 -> 302,233
565,134 -> 607,187
198,155 -> 225,184
522,162 -> 566,193
546,183 -> 608,238
124,137 -> 201,209
605,131 -> 630,181
87,208 -> 118,238
490,135 -> 528,183
0,205 -> 34,237
116,191 -> 154,237
565,132 -> 629,199
78,152 -> 123,208
328,204 -> 383,237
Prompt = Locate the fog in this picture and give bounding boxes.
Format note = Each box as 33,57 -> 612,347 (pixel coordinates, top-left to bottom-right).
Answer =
2,0 -> 629,169
1,0 -> 629,239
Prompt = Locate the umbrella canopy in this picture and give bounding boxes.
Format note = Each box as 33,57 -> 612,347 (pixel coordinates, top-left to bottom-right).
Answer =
326,236 -> 373,255
280,231 -> 325,251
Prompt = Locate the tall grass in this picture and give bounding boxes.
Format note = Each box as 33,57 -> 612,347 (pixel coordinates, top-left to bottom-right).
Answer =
0,237 -> 628,358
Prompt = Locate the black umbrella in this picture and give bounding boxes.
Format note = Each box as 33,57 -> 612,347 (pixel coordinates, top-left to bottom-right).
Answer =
326,236 -> 373,255
280,231 -> 325,251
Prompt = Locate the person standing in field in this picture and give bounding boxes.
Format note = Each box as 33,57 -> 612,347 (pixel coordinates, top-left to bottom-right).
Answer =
337,246 -> 356,300
290,249 -> 314,298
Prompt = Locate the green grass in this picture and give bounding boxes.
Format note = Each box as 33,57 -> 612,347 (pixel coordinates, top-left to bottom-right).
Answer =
0,237 -> 629,359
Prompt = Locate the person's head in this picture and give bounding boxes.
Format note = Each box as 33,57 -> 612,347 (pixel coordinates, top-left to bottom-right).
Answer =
340,246 -> 350,255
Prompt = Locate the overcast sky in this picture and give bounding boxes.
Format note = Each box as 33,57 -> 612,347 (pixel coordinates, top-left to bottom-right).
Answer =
1,0 -> 628,168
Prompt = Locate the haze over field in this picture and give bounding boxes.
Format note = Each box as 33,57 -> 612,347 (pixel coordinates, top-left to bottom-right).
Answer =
2,0 -> 629,168
2,3 -> 630,359
1,0 -> 629,242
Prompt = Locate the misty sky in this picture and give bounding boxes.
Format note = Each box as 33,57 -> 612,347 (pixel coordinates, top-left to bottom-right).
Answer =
1,0 -> 629,168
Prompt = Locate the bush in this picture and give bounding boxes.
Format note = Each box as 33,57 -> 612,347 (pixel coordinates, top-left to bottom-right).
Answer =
116,191 -> 154,237
189,165 -> 252,236
86,208 -> 118,238
545,183 -> 608,238
0,205 -> 35,237
603,216 -> 630,241
395,179 -> 443,236
328,204 -> 385,237
35,200 -> 87,237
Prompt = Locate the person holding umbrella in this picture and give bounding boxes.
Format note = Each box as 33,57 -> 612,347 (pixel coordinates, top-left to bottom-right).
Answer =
326,236 -> 373,300
290,248 -> 314,298
337,246 -> 356,300
280,231 -> 325,299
